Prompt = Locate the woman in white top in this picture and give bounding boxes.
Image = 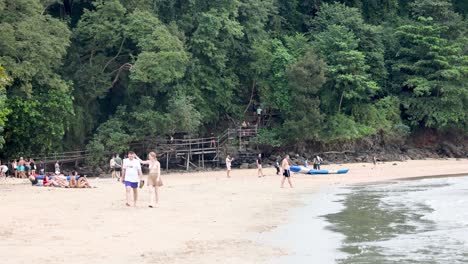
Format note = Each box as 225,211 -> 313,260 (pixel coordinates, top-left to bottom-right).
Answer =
138,152 -> 162,208
226,155 -> 233,178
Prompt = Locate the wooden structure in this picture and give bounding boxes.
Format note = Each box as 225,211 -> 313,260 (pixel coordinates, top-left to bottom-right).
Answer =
22,126 -> 259,171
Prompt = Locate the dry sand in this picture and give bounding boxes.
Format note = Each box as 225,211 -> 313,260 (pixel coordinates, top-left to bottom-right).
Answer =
1,159 -> 467,264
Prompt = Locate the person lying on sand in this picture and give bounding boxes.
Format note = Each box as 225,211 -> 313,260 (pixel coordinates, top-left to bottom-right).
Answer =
54,173 -> 70,188
28,173 -> 57,187
29,174 -> 39,186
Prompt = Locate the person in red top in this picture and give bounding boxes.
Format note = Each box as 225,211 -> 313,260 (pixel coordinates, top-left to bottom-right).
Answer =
42,174 -> 49,186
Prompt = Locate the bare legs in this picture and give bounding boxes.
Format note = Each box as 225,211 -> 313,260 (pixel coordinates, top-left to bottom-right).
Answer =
257,167 -> 265,177
280,177 -> 293,188
227,169 -> 231,178
125,186 -> 138,207
148,185 -> 159,208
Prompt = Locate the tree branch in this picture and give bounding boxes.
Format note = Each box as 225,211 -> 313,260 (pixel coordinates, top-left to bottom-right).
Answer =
108,63 -> 133,89
101,38 -> 126,73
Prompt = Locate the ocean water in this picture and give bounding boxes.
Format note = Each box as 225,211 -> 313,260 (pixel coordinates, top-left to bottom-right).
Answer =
259,176 -> 468,264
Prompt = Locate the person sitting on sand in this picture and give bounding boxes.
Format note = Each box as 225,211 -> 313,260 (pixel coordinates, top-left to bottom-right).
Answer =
52,172 -> 69,188
29,173 -> 50,187
29,174 -> 39,186
77,177 -> 92,188
42,174 -> 52,187
0,162 -> 8,178
69,171 -> 93,188
69,172 -> 78,188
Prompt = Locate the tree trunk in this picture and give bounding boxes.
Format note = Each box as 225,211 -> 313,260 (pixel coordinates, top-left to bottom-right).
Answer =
338,90 -> 345,113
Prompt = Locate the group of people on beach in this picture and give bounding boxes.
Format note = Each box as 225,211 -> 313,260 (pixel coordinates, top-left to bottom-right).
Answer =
109,153 -> 123,181
1,157 -> 40,178
0,158 -> 64,179
29,171 -> 92,188
12,148 -> 298,208
226,153 -> 293,188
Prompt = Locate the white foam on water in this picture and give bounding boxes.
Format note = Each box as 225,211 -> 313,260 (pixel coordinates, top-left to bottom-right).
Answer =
348,176 -> 468,263
256,186 -> 350,264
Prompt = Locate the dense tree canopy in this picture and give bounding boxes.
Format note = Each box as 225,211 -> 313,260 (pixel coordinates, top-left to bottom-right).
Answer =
0,0 -> 466,159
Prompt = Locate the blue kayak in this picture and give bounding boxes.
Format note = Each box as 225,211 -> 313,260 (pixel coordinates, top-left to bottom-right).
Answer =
290,166 -> 349,175
35,175 -> 78,180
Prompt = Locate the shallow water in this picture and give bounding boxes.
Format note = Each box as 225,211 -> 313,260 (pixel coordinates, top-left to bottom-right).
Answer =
261,176 -> 468,264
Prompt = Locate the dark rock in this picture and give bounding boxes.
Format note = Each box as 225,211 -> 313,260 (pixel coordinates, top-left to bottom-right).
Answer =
439,141 -> 463,158
240,163 -> 249,169
248,163 -> 257,169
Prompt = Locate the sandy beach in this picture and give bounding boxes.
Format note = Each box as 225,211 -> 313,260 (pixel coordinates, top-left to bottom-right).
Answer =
1,159 -> 467,264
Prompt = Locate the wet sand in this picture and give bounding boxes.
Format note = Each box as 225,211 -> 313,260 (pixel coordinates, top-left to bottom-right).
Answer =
0,159 -> 467,264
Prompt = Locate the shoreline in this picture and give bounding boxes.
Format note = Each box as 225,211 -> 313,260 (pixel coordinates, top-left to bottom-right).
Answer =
0,159 -> 467,264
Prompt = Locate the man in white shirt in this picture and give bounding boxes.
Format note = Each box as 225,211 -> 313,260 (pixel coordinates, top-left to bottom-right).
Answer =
122,151 -> 142,207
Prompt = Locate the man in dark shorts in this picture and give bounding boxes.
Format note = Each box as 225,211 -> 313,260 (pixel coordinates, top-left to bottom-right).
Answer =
114,154 -> 122,181
281,154 -> 293,188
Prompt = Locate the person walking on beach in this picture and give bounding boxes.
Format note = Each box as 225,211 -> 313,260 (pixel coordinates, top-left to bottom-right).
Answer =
226,154 -> 234,178
281,154 -> 293,188
256,153 -> 265,177
114,154 -> 122,181
110,154 -> 116,179
137,152 -> 162,208
274,157 -> 280,175
122,151 -> 142,207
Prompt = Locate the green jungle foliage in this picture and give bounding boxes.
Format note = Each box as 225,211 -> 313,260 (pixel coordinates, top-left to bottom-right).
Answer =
0,0 -> 466,159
